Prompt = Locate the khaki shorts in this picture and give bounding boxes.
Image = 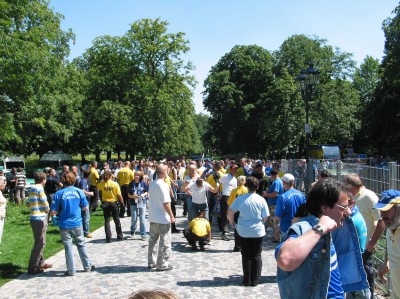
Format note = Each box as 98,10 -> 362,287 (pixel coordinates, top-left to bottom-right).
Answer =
267,205 -> 278,228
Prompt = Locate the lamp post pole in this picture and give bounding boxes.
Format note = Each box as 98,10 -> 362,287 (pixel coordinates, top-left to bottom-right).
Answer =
295,63 -> 320,195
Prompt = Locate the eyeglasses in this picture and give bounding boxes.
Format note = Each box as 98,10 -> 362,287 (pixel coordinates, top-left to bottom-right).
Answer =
335,203 -> 351,212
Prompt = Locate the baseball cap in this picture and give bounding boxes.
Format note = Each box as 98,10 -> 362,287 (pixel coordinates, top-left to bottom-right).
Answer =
281,173 -> 295,183
374,190 -> 400,211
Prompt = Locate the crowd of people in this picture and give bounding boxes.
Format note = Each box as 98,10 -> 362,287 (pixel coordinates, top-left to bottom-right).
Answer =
1,156 -> 399,298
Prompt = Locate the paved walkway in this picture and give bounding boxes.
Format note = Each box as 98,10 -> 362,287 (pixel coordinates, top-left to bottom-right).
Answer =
0,205 -> 280,299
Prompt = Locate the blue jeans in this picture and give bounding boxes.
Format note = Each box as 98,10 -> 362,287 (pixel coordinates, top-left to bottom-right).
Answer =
130,205 -> 146,236
81,208 -> 90,236
185,195 -> 193,222
60,226 -> 92,275
190,202 -> 207,219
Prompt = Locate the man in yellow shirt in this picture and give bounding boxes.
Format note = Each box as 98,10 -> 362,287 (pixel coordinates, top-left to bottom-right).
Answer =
117,161 -> 135,218
183,210 -> 211,251
97,170 -> 124,243
89,161 -> 100,212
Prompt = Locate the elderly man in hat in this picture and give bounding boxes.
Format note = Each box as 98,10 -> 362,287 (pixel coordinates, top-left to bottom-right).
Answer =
375,190 -> 400,299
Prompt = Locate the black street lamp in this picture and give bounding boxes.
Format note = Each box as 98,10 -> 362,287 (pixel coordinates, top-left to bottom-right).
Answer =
295,63 -> 320,194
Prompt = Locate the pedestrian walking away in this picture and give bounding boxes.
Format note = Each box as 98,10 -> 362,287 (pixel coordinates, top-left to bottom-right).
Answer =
51,171 -> 95,276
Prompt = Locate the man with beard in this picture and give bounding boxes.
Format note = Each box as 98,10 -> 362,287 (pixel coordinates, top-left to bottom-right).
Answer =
375,190 -> 400,299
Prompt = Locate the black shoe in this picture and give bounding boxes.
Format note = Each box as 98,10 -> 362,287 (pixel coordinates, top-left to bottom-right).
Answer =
171,229 -> 180,234
199,246 -> 205,251
106,239 -> 112,243
117,237 -> 124,241
191,245 -> 198,251
233,247 -> 241,252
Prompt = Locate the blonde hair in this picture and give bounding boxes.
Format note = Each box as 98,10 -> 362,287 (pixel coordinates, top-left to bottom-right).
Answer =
237,175 -> 246,186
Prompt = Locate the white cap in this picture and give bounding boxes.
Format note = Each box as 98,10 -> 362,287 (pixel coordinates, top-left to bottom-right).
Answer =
281,173 -> 295,183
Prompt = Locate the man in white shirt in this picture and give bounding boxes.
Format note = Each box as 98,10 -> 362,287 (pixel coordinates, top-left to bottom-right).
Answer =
219,164 -> 238,241
148,164 -> 175,271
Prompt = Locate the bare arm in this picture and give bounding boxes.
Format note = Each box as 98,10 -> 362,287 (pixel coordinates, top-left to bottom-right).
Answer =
378,248 -> 389,282
366,219 -> 385,252
263,191 -> 278,198
228,208 -> 235,228
163,202 -> 175,223
210,182 -> 220,193
117,194 -> 124,205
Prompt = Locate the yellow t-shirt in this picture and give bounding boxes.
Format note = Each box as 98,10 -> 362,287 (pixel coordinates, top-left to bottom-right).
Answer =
206,170 -> 225,192
228,185 -> 249,206
235,167 -> 245,178
168,169 -> 177,181
89,167 -> 99,187
97,180 -> 121,202
117,167 -> 135,186
189,217 -> 211,237
164,176 -> 172,188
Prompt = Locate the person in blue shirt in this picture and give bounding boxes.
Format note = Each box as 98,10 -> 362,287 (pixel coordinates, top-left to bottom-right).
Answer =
51,171 -> 95,276
262,169 -> 284,242
228,176 -> 269,287
275,173 -> 306,238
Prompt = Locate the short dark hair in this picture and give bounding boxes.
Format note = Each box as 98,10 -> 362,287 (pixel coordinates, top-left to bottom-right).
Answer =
246,176 -> 259,192
270,169 -> 279,176
319,169 -> 330,179
306,179 -> 343,217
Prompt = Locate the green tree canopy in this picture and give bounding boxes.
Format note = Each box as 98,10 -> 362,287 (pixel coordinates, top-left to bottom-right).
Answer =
78,18 -> 200,159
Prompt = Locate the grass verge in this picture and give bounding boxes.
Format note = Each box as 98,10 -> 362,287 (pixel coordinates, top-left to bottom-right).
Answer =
0,201 -> 105,287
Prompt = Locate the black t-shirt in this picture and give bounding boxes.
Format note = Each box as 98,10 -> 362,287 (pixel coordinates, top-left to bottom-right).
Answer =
45,177 -> 60,194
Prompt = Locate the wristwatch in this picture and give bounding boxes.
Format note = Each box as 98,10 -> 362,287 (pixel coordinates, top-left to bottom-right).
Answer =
312,224 -> 325,236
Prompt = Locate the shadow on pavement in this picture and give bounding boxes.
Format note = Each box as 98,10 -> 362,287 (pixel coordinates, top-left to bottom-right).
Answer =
176,275 -> 277,287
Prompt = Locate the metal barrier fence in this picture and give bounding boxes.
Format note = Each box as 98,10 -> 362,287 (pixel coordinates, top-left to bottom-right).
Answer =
282,159 -> 399,297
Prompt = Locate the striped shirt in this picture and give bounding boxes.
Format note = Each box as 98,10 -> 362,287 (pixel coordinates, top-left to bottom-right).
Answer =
16,173 -> 26,188
26,184 -> 49,220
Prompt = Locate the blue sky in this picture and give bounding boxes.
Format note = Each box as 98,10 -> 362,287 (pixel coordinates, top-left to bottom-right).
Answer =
50,0 -> 398,113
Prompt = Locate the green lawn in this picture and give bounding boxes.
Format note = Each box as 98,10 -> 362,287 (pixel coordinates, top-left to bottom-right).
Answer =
0,202 -> 105,287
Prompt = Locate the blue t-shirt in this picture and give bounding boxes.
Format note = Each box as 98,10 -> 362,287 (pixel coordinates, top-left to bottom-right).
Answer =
229,192 -> 269,238
328,242 -> 345,298
267,178 -> 284,206
275,188 -> 306,234
51,186 -> 88,229
351,206 -> 367,253
79,177 -> 90,199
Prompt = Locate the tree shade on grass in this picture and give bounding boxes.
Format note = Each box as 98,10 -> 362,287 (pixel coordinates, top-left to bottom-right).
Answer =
0,202 -> 105,287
